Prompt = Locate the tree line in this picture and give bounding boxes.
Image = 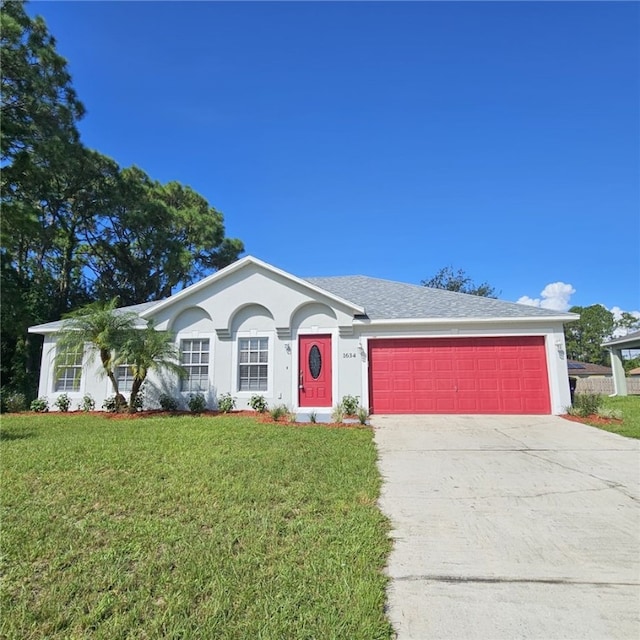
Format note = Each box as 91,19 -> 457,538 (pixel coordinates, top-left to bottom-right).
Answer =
1,1 -> 244,399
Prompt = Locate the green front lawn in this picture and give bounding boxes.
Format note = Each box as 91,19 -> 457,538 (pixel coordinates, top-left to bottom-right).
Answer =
586,395 -> 640,439
0,415 -> 393,639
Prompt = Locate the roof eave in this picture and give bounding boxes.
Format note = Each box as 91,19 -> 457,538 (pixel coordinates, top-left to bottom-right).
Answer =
602,339 -> 640,348
355,314 -> 577,326
28,318 -> 148,336
28,325 -> 59,335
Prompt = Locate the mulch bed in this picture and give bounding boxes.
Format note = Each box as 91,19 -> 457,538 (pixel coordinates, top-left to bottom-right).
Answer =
561,414 -> 623,426
104,409 -> 365,428
6,408 -> 367,428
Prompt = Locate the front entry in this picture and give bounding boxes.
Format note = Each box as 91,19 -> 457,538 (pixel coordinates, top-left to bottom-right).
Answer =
298,335 -> 332,407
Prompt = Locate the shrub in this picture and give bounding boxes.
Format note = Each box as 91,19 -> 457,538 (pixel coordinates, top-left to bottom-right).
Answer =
103,395 -> 128,412
54,393 -> 71,412
341,395 -> 360,416
30,397 -> 49,413
188,392 -> 207,413
4,392 -> 27,413
249,394 -> 268,413
571,393 -> 603,417
217,392 -> 236,413
132,388 -> 145,412
103,396 -> 118,413
269,404 -> 288,422
596,406 -> 623,421
356,406 -> 369,425
78,394 -> 95,412
159,394 -> 179,411
331,405 -> 345,423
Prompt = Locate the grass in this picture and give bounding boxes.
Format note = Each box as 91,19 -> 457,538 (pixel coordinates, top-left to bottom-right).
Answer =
0,414 -> 393,639
582,395 -> 640,439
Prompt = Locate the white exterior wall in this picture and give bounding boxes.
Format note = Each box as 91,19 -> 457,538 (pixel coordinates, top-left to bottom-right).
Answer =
37,335 -> 113,410
33,260 -> 572,415
141,263 -> 357,411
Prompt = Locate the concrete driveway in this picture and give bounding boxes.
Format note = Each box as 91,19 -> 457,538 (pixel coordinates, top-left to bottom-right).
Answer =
373,415 -> 640,640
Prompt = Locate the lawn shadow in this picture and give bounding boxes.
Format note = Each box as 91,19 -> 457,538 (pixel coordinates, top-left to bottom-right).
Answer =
0,429 -> 37,441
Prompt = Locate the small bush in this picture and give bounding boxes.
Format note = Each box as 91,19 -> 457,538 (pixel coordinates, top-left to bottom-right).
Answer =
78,394 -> 95,412
188,392 -> 207,413
54,393 -> 71,412
159,394 -> 179,411
331,405 -> 345,423
249,394 -> 268,413
4,392 -> 26,413
30,397 -> 49,413
269,404 -> 288,422
571,393 -> 603,417
103,396 -> 118,413
596,406 -> 623,421
103,394 -> 128,412
356,406 -> 369,425
132,389 -> 145,412
217,392 -> 236,413
127,384 -> 146,412
341,395 -> 360,416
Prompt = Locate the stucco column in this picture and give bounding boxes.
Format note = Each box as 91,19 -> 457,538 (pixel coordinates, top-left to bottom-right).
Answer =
609,348 -> 628,396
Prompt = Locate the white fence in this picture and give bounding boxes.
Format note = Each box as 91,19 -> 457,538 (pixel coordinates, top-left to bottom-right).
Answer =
574,377 -> 640,395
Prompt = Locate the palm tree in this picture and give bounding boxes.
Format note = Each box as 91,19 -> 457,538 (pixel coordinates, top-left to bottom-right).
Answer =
56,298 -> 138,408
118,323 -> 186,412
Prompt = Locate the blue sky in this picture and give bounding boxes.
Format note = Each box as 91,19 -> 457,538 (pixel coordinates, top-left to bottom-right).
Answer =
29,1 -> 639,315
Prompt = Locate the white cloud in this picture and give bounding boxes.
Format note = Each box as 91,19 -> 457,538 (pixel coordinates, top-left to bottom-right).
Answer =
609,306 -> 640,322
517,282 -> 576,312
608,306 -> 640,337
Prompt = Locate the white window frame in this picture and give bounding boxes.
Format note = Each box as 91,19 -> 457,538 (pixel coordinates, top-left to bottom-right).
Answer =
233,332 -> 274,397
180,338 -> 210,393
116,364 -> 135,393
238,336 -> 269,392
54,348 -> 83,393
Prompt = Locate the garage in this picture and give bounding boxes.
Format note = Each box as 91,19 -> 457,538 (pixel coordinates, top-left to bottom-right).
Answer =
368,336 -> 551,414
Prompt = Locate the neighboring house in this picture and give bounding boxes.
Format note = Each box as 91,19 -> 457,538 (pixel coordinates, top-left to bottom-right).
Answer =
568,360 -> 613,395
628,368 -> 640,377
567,361 -> 612,378
602,330 -> 640,396
29,256 -> 578,415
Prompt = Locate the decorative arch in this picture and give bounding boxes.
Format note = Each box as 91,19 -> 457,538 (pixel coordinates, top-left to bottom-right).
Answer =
168,306 -> 214,333
229,303 -> 275,334
290,301 -> 337,333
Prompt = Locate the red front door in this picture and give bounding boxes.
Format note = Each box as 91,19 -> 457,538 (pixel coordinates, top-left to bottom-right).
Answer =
299,335 -> 332,407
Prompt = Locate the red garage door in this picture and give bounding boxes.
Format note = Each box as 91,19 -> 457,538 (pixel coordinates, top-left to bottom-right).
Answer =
369,337 -> 550,414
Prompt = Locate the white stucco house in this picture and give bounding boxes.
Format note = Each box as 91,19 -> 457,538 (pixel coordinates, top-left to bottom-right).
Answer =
29,256 -> 578,415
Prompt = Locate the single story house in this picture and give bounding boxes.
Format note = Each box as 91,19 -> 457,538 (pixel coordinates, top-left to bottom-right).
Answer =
601,330 -> 640,396
29,256 -> 578,415
567,360 -> 614,396
567,361 -> 612,378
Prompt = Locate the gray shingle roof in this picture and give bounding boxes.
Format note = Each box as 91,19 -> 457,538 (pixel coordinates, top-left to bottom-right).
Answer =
28,300 -> 160,333
567,360 -> 612,376
30,272 -> 576,335
601,329 -> 640,348
305,275 -> 575,321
